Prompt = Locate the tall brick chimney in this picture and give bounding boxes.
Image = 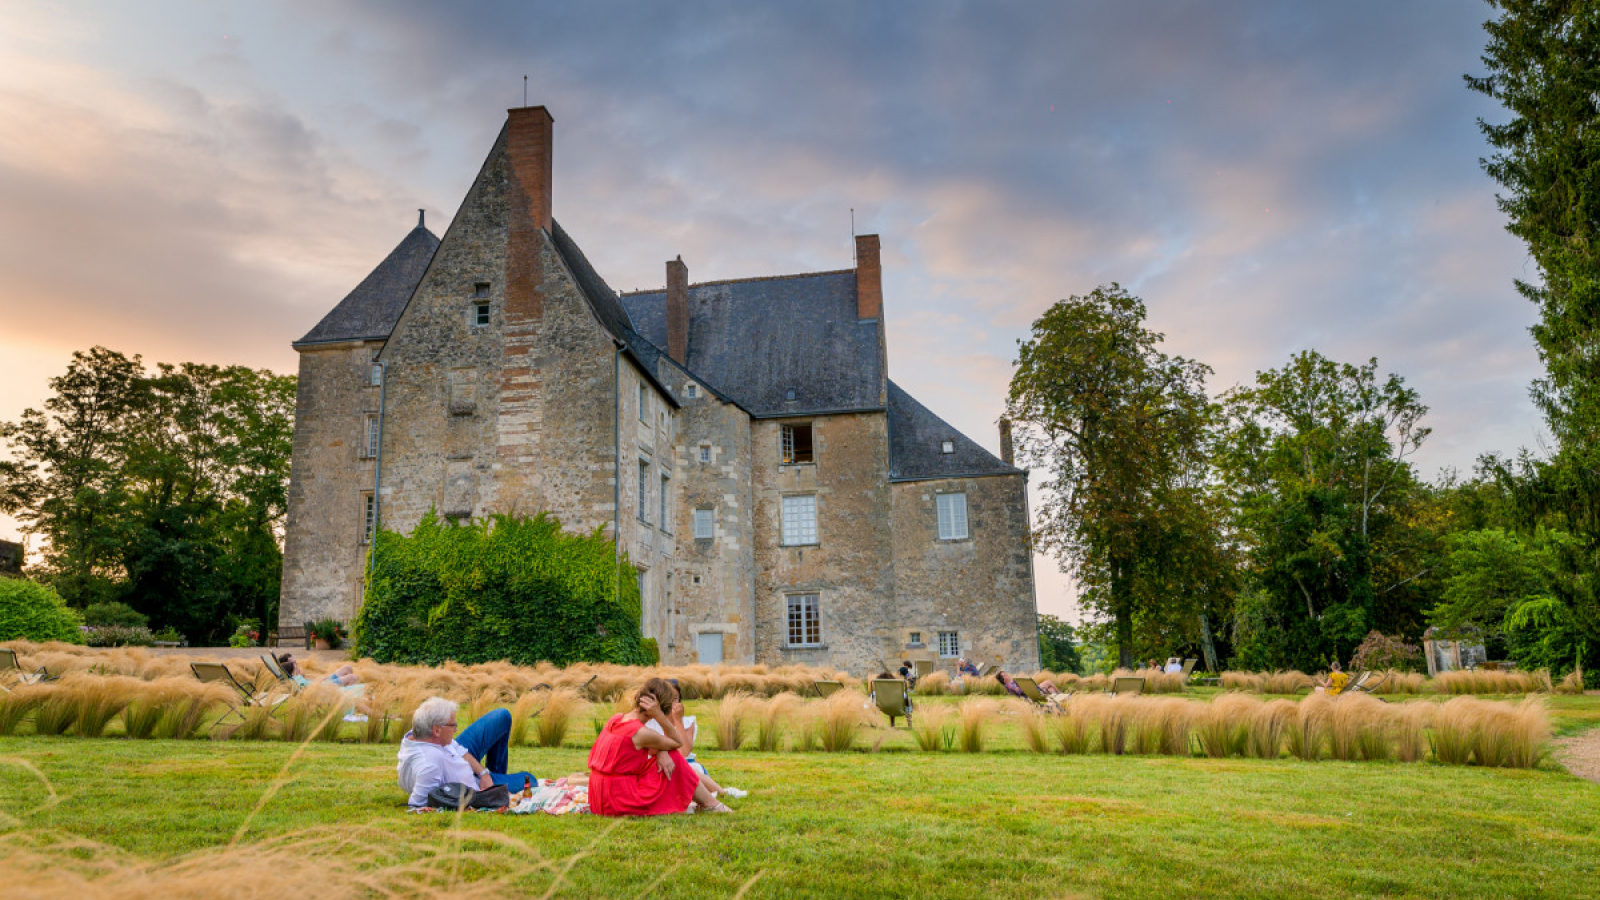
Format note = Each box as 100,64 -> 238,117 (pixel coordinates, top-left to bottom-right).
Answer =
999,417 -> 1014,466
506,106 -> 553,233
855,234 -> 882,320
666,256 -> 689,364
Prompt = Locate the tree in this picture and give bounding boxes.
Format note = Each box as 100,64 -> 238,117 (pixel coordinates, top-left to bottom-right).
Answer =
1007,285 -> 1222,668
1037,614 -> 1083,674
1217,352 -> 1431,669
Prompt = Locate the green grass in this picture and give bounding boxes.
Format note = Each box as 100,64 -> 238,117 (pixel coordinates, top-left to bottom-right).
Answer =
2,712 -> 1599,900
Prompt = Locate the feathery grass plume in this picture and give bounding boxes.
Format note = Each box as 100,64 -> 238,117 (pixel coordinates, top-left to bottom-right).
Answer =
587,670 -> 633,702
754,692 -> 801,752
1506,696 -> 1551,768
120,698 -> 165,739
1221,671 -> 1263,692
1248,699 -> 1297,760
711,691 -> 754,751
1149,698 -> 1195,756
1554,669 -> 1585,695
0,684 -> 45,735
1011,700 -> 1050,753
963,675 -> 1006,696
65,673 -> 139,737
1095,695 -> 1132,755
817,690 -> 872,752
1393,701 -> 1434,763
1325,693 -> 1389,762
1052,697 -> 1092,754
158,697 -> 218,740
956,696 -> 1000,753
914,671 -> 950,696
1127,700 -> 1163,755
909,703 -> 956,751
31,690 -> 79,736
1369,670 -> 1425,694
1264,670 -> 1314,694
1431,669 -> 1545,695
1285,693 -> 1332,761
469,686 -> 509,722
388,687 -> 433,742
224,704 -> 280,742
276,683 -> 342,743
510,690 -> 546,746
1460,695 -> 1551,768
1197,693 -> 1259,758
534,687 -> 586,748
1430,696 -> 1476,764
1078,672 -> 1111,692
1144,672 -> 1187,694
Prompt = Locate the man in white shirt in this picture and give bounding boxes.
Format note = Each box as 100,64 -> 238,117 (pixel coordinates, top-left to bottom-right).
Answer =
396,697 -> 536,807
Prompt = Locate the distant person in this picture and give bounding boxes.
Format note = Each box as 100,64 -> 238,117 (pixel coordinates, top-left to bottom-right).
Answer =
957,658 -> 980,678
897,660 -> 918,688
277,652 -> 360,687
1315,662 -> 1350,696
995,670 -> 1026,698
587,677 -> 730,816
397,697 -> 536,807
1164,658 -> 1183,674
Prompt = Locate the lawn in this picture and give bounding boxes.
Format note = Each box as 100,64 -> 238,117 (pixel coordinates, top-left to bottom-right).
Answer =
1,695 -> 1597,900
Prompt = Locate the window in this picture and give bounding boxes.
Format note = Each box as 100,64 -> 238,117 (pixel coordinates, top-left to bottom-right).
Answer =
699,445 -> 711,463
787,593 -> 821,647
368,350 -> 383,386
362,414 -> 380,458
938,631 -> 960,658
781,494 -> 818,546
636,568 -> 647,605
637,460 -> 650,523
908,631 -> 922,646
694,508 -> 714,540
660,473 -> 671,533
639,384 -> 649,422
940,440 -> 955,454
472,302 -> 491,326
936,492 -> 968,541
473,282 -> 490,298
686,384 -> 698,399
362,494 -> 376,543
781,423 -> 814,464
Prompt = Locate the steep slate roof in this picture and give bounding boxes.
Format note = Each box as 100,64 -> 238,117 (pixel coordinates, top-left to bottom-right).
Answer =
887,380 -> 1022,481
620,271 -> 885,417
294,224 -> 440,347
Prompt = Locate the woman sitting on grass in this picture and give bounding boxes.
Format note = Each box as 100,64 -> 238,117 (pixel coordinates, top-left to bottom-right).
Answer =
1315,662 -> 1350,696
587,677 -> 732,816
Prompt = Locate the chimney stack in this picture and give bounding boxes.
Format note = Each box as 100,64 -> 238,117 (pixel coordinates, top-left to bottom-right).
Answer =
999,418 -> 1014,466
855,234 -> 882,320
506,106 -> 553,233
666,256 -> 689,364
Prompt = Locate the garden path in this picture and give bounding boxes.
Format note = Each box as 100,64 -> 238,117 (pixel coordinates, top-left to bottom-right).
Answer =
1553,704 -> 1600,784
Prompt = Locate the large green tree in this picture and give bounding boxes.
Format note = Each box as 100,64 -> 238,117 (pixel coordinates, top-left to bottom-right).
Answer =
0,348 -> 294,641
1217,352 -> 1433,669
1007,285 -> 1225,668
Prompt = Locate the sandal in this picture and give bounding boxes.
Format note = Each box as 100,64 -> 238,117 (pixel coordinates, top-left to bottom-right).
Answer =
705,802 -> 734,813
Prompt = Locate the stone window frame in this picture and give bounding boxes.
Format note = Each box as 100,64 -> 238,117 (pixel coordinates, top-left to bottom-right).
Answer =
685,383 -> 698,399
780,493 -> 819,547
936,491 -> 969,541
659,472 -> 671,535
785,592 -> 822,648
471,302 -> 491,327
698,444 -> 711,464
360,414 -> 380,458
367,349 -> 383,387
908,631 -> 923,647
361,492 -> 376,544
780,422 -> 814,465
637,458 -> 651,525
937,630 -> 960,658
472,281 -> 491,298
638,383 -> 650,423
693,507 -> 715,540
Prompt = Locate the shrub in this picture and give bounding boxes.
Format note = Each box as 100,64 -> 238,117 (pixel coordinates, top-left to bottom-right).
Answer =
355,512 -> 652,666
1348,631 -> 1423,673
84,625 -> 155,647
0,578 -> 84,643
82,601 -> 148,629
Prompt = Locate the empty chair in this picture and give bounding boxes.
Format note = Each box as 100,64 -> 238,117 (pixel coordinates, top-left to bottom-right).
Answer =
812,680 -> 844,698
1180,659 -> 1198,680
870,678 -> 913,727
1110,676 -> 1145,696
192,661 -> 286,730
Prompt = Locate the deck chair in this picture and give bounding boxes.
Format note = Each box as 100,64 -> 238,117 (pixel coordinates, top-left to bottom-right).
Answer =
973,662 -> 995,679
913,659 -> 935,679
870,678 -> 913,727
1180,659 -> 1197,681
0,647 -> 19,689
192,661 -> 286,729
1012,676 -> 1066,712
1348,671 -> 1390,697
812,680 -> 844,698
1110,676 -> 1145,696
260,653 -> 300,692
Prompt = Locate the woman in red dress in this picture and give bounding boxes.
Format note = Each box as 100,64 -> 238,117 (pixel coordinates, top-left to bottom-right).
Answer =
587,678 -> 731,816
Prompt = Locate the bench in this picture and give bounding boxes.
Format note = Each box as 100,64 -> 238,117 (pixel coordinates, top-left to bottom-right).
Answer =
271,626 -> 311,649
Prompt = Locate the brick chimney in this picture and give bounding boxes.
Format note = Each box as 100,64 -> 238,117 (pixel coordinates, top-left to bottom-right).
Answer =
666,256 -> 689,364
999,417 -> 1014,466
855,234 -> 882,320
506,106 -> 553,233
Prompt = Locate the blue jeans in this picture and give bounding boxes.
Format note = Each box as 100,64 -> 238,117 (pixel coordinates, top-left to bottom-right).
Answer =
455,709 -> 536,790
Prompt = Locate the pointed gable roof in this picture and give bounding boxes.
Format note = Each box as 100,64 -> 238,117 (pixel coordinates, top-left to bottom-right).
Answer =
294,224 -> 440,347
887,380 -> 1022,481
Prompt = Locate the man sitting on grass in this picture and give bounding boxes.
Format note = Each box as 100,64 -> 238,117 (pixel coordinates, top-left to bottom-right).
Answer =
397,697 -> 537,807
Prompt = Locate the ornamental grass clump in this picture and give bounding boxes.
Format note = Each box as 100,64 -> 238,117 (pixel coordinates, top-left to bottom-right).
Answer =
754,692 -> 801,752
1148,697 -> 1195,755
1430,697 -> 1477,765
1248,699 -> 1297,760
710,691 -> 755,751
1369,671 -> 1425,695
31,693 -> 79,736
1285,693 -> 1332,761
1326,693 -> 1389,762
0,684 -> 44,735
1462,696 -> 1549,768
1264,670 -> 1314,694
956,697 -> 1001,753
533,687 -> 586,748
815,690 -> 872,752
1052,699 -> 1092,754
1012,701 -> 1050,753
1554,670 -> 1585,695
914,671 -> 950,696
65,673 -> 139,737
1197,692 -> 1260,758
911,704 -> 957,751
1394,701 -> 1434,763
1431,669 -> 1545,695
1221,671 -> 1262,692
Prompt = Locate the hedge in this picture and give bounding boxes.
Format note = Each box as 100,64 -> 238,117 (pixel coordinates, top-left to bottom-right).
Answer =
0,577 -> 85,644
354,511 -> 650,667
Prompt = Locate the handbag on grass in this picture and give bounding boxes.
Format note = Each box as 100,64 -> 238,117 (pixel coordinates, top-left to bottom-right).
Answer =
426,781 -> 512,810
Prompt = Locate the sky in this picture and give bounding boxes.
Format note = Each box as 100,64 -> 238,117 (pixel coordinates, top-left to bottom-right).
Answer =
0,1 -> 1544,623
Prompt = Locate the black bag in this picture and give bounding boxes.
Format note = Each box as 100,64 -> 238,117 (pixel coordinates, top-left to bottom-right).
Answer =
425,781 -> 512,810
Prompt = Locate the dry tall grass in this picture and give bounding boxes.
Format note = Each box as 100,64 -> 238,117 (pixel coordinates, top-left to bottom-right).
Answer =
1248,699 -> 1297,760
1431,669 -> 1548,695
812,690 -> 873,752
710,692 -> 755,751
955,697 -> 1001,752
910,704 -> 957,751
1196,692 -> 1258,758
1220,670 -> 1314,693
1368,671 -> 1426,694
1430,696 -> 1549,768
753,692 -> 801,752
1554,670 -> 1586,695
532,688 -> 586,748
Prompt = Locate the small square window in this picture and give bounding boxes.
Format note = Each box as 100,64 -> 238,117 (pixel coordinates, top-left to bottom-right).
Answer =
785,389 -> 797,401
938,631 -> 960,658
699,445 -> 711,463
473,282 -> 490,298
686,384 -> 698,399
908,631 -> 922,645
473,303 -> 491,326
781,423 -> 813,464
941,440 -> 955,454
694,508 -> 714,540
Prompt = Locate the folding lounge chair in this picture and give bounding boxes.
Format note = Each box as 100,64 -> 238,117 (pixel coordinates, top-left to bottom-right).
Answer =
812,680 -> 844,698
1180,659 -> 1197,681
871,678 -> 913,728
974,662 -> 995,679
192,661 -> 286,729
0,648 -> 18,689
1110,676 -> 1145,696
260,653 -> 300,692
1348,671 -> 1390,697
1012,676 -> 1066,712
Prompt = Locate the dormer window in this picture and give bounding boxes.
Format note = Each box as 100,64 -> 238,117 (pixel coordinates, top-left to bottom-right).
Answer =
940,440 -> 955,454
785,389 -> 797,401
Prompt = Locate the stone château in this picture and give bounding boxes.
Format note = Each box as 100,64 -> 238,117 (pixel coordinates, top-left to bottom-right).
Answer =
279,106 -> 1039,671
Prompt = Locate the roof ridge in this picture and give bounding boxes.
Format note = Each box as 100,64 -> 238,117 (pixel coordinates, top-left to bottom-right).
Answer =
620,267 -> 854,296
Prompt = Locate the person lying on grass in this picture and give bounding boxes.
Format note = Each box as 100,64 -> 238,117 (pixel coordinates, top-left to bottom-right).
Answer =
587,677 -> 732,816
1315,662 -> 1350,696
277,653 -> 361,687
643,694 -> 747,801
397,697 -> 538,807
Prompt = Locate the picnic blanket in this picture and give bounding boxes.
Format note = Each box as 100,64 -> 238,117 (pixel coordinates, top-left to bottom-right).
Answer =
407,777 -> 589,815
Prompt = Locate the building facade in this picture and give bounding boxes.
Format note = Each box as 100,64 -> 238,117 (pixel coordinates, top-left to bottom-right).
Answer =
279,107 -> 1039,672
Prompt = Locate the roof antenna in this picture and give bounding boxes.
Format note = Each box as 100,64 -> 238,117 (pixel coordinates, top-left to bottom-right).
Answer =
523,75 -> 528,108
418,208 -> 425,229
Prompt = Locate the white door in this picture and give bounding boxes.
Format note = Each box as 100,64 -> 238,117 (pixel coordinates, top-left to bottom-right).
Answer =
697,632 -> 723,665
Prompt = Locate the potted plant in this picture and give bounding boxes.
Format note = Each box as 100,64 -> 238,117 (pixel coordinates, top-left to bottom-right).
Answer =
308,617 -> 347,651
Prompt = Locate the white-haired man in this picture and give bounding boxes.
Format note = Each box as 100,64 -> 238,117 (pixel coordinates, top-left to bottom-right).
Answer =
397,696 -> 536,807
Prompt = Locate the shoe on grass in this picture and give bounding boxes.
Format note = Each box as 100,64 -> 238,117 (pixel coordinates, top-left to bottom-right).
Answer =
720,787 -> 748,799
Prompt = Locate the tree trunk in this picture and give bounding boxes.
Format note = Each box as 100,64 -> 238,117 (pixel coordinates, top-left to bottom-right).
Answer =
1112,553 -> 1134,669
1198,613 -> 1220,673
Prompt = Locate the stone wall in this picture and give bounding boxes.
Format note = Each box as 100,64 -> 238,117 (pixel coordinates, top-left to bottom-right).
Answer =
278,341 -> 381,625
889,473 -> 1039,670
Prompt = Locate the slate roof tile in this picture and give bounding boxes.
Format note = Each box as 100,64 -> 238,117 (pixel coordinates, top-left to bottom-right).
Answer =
887,380 -> 1021,481
294,225 -> 439,346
